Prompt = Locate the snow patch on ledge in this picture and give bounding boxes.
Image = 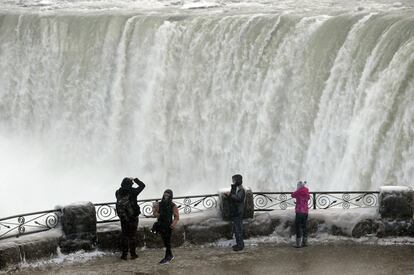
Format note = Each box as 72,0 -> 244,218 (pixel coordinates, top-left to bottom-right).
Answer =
0,228 -> 62,248
380,186 -> 413,193
63,201 -> 94,207
311,208 -> 379,235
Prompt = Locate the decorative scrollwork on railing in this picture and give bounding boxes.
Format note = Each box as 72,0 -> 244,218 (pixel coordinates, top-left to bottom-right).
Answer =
253,194 -> 268,209
253,192 -> 379,211
0,191 -> 380,240
44,213 -> 60,228
173,195 -> 218,215
307,196 -> 314,209
253,193 -> 296,211
361,193 -> 377,207
313,192 -> 379,209
316,194 -> 332,209
94,194 -> 219,223
96,204 -> 117,222
202,196 -> 217,209
0,210 -> 62,241
140,202 -> 155,217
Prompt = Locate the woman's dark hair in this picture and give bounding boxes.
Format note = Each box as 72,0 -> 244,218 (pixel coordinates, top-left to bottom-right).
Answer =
162,189 -> 173,201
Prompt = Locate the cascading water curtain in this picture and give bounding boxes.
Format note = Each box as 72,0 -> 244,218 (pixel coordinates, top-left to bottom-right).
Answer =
0,10 -> 413,215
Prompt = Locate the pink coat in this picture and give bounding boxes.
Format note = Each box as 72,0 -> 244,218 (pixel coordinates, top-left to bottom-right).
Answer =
292,186 -> 310,213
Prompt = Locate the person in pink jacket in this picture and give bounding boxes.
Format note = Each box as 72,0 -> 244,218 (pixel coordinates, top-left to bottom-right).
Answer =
291,181 -> 310,248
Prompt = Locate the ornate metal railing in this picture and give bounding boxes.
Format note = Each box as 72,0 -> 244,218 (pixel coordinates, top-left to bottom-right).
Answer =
253,191 -> 379,211
95,194 -> 219,223
0,191 -> 379,239
0,209 -> 61,241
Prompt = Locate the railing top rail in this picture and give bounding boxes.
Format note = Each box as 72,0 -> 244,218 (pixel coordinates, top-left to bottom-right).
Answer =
0,208 -> 62,222
0,192 -> 380,219
94,193 -> 219,206
253,191 -> 380,194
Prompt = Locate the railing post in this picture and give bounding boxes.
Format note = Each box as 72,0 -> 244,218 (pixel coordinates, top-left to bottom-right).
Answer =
313,193 -> 317,210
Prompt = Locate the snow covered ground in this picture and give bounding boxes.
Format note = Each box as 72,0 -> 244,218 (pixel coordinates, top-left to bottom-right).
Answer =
3,242 -> 414,274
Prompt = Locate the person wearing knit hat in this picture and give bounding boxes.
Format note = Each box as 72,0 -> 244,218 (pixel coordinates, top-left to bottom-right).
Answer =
291,180 -> 310,248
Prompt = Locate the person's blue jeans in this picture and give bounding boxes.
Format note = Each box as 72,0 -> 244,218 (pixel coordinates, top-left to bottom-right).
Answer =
232,216 -> 244,248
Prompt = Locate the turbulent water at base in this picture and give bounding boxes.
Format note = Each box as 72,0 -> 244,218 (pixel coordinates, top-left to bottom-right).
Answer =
0,0 -> 413,215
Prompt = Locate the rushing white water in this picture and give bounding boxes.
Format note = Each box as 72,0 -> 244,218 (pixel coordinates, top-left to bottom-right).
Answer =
0,1 -> 413,216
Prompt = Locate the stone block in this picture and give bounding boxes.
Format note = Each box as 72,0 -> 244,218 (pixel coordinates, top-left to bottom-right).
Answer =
218,187 -> 254,221
20,238 -> 58,261
352,219 -> 379,238
0,245 -> 21,269
330,225 -> 347,236
307,219 -> 325,236
59,239 -> 95,254
97,226 -> 144,251
185,219 -> 232,244
243,213 -> 276,238
244,188 -> 254,219
61,202 -> 97,241
60,202 -> 97,254
379,186 -> 414,220
377,219 -> 414,237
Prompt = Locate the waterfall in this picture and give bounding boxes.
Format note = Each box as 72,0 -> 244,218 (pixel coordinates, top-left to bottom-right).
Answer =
0,7 -> 413,215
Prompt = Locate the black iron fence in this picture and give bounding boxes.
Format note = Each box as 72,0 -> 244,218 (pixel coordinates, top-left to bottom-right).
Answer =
95,194 -> 219,223
0,209 -> 61,241
0,191 -> 379,240
253,192 -> 379,211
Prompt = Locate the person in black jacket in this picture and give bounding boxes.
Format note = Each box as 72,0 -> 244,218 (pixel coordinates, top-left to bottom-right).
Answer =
115,177 -> 145,260
152,189 -> 180,264
225,174 -> 246,251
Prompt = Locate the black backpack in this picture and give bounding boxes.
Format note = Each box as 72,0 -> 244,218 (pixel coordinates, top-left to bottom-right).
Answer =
116,194 -> 136,221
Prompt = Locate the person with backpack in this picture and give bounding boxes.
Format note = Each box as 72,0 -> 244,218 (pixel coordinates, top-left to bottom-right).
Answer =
224,174 -> 246,251
115,177 -> 145,260
152,189 -> 179,264
291,180 -> 310,248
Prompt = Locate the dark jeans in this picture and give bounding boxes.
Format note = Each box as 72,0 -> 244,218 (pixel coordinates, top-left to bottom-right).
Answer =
160,227 -> 173,258
232,216 -> 244,248
120,217 -> 138,255
295,213 -> 308,239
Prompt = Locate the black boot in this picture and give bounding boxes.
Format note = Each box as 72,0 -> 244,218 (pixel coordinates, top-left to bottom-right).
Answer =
120,252 -> 128,260
302,237 -> 308,247
130,242 -> 138,259
293,238 -> 302,248
232,245 -> 244,251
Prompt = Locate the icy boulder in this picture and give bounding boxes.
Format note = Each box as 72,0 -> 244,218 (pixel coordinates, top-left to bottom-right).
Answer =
60,202 -> 97,253
377,219 -> 414,237
218,187 -> 254,220
379,186 -> 414,220
351,219 -> 379,238
0,243 -> 20,269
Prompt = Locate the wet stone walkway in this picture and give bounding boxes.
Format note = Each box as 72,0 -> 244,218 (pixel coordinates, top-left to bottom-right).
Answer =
9,244 -> 414,275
